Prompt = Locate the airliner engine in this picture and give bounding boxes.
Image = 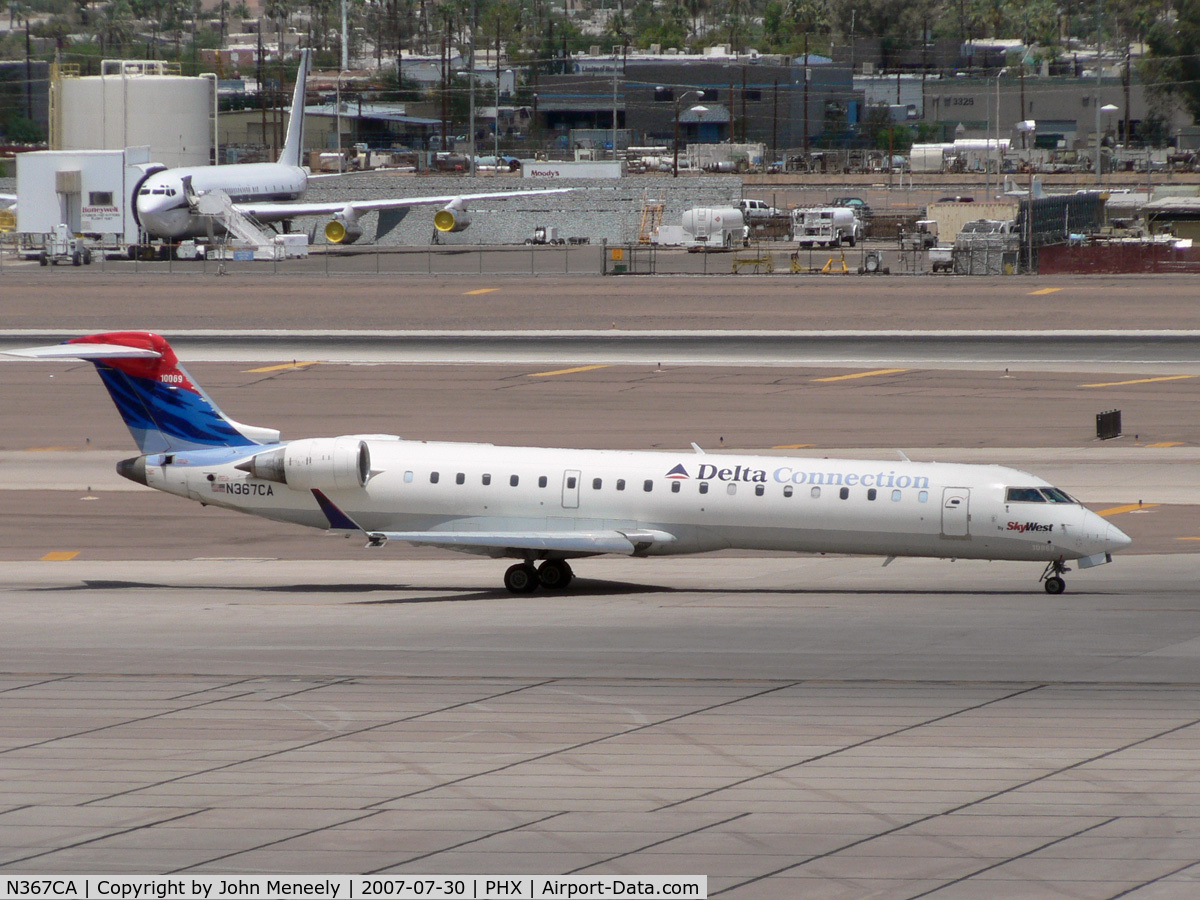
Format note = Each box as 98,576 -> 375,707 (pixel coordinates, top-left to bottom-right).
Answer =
324,208 -> 363,244
237,437 -> 369,491
433,200 -> 471,233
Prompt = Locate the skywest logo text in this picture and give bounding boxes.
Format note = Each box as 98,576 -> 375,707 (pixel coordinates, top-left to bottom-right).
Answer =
672,463 -> 931,489
1007,521 -> 1054,533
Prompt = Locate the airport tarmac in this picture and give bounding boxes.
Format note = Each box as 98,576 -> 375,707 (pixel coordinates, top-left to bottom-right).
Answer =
2,277 -> 1199,895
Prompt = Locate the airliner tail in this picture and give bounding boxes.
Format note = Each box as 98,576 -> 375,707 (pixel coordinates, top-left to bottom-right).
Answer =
278,48 -> 312,169
7,332 -> 280,454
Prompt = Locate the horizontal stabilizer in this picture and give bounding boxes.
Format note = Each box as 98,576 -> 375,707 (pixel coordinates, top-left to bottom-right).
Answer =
368,529 -> 676,556
4,343 -> 162,360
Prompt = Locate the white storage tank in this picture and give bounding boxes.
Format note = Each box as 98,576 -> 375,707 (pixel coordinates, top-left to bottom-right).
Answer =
56,61 -> 214,168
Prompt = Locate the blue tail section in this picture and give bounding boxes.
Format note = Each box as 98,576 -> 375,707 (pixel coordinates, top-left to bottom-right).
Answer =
63,332 -> 280,454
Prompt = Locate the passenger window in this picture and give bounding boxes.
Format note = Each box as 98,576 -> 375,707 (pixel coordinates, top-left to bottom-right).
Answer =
404,470 -> 414,483
616,479 -> 626,491
482,473 -> 491,485
592,478 -> 602,489
727,483 -> 737,495
566,476 -> 576,489
430,472 -> 440,484
510,475 -> 519,486
671,481 -> 681,493
892,489 -> 901,501
455,472 -> 465,485
754,484 -> 764,496
538,476 -> 548,488
699,482 -> 709,494
783,485 -> 793,497
867,488 -> 877,501
643,480 -> 653,492
811,486 -> 821,499
918,490 -> 928,502
839,487 -> 849,500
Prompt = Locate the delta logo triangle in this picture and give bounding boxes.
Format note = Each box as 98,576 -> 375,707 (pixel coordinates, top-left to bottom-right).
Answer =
665,464 -> 690,479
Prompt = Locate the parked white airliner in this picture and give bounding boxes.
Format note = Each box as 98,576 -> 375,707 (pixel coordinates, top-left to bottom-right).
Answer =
133,49 -> 568,244
10,332 -> 1132,594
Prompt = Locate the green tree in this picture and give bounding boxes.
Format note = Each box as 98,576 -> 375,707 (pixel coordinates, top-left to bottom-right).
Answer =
1144,0 -> 1200,123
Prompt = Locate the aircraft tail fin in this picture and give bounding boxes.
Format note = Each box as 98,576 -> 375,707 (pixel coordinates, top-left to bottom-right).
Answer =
7,332 -> 280,454
278,48 -> 311,169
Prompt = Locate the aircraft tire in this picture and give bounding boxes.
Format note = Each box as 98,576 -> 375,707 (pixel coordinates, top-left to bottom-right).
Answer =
1044,576 -> 1065,595
538,560 -> 574,590
504,563 -> 540,594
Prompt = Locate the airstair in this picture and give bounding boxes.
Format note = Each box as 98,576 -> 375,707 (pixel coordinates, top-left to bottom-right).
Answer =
192,188 -> 275,249
637,191 -> 665,244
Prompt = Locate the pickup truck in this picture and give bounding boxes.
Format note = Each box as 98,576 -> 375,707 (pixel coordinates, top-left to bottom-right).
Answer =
738,198 -> 784,219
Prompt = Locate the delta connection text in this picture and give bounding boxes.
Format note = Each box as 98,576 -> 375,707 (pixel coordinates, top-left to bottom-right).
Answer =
679,462 -> 931,489
0,877 -> 706,900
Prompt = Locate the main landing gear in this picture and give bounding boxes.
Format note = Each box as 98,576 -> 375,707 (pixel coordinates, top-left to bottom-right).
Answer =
1040,560 -> 1070,595
503,560 -> 574,594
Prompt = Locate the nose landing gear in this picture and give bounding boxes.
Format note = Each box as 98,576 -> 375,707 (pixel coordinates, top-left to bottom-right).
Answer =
1040,559 -> 1071,594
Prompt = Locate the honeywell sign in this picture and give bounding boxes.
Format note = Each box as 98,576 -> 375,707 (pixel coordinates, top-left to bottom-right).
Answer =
521,161 -> 622,179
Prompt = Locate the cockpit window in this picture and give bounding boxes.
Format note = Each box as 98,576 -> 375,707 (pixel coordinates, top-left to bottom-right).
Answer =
139,188 -> 151,195
1041,487 -> 1075,503
1006,487 -> 1046,502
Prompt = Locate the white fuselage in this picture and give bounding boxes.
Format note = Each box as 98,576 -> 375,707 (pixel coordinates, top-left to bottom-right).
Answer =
140,439 -> 1128,564
136,163 -> 308,239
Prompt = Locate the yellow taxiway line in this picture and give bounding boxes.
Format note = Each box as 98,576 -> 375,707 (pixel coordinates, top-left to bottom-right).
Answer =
1095,503 -> 1159,517
1029,287 -> 1063,295
243,361 -> 321,374
1080,375 -> 1195,388
41,551 -> 80,561
528,364 -> 610,378
814,368 -> 908,383
464,288 -> 499,295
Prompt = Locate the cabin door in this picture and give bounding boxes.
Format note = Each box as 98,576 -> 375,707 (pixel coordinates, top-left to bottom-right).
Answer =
941,487 -> 971,538
562,470 -> 581,509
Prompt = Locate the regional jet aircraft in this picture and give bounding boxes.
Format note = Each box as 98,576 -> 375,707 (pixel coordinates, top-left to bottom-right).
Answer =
9,333 -> 1132,594
133,49 -> 569,245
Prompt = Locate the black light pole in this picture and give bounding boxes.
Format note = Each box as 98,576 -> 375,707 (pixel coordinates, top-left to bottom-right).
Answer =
672,89 -> 702,178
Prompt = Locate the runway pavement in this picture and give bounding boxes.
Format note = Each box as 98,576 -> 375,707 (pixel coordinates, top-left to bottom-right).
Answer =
2,276 -> 1199,895
3,556 -> 1200,898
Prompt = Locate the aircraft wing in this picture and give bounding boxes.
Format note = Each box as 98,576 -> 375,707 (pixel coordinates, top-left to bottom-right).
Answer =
368,529 -> 676,556
235,188 -> 573,223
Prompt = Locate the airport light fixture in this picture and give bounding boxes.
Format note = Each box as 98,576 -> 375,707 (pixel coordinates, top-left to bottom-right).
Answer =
672,89 -> 705,178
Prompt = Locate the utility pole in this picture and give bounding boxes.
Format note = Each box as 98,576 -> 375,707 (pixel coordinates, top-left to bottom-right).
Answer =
469,0 -> 476,175
612,49 -> 618,161
802,34 -> 810,161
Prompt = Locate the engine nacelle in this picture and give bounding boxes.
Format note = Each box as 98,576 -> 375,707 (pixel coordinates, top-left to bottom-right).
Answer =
324,216 -> 363,244
433,202 -> 471,233
238,437 -> 370,491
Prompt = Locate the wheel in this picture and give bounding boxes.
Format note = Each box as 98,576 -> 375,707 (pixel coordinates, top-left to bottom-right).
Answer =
38,253 -> 47,266
847,234 -> 856,247
83,249 -> 92,265
504,563 -> 540,594
71,250 -> 82,266
1044,576 -> 1065,595
538,560 -> 574,590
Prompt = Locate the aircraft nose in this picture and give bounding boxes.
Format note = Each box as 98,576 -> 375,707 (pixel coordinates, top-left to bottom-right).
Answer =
1105,521 -> 1133,551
